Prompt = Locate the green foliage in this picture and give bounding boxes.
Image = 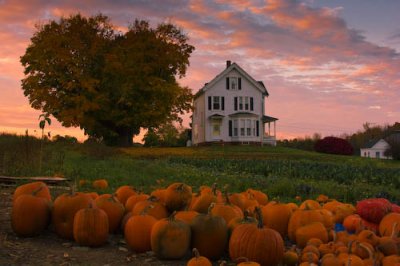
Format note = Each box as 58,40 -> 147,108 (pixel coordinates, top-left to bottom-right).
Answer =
277,133 -> 321,151
21,14 -> 194,147
2,133 -> 400,203
143,123 -> 189,147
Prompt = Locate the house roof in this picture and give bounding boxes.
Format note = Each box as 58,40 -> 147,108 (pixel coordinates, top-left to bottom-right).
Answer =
362,139 -> 381,149
194,62 -> 269,99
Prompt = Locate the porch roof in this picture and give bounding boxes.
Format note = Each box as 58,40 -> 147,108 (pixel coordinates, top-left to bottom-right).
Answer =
262,115 -> 278,123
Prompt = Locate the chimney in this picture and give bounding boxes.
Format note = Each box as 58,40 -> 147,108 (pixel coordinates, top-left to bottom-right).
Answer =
226,60 -> 231,68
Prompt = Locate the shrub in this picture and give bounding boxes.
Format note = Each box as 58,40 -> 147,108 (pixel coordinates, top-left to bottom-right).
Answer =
314,137 -> 353,155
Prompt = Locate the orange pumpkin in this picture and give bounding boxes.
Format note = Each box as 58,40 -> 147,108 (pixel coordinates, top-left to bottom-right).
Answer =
191,204 -> 228,260
175,210 -> 199,225
92,179 -> 108,189
150,212 -> 191,259
288,205 -> 325,242
124,212 -> 157,253
124,193 -> 149,212
295,222 -> 329,248
73,203 -> 109,247
246,189 -> 268,205
190,191 -> 216,214
186,248 -> 212,266
299,200 -> 321,210
261,201 -> 292,238
379,212 -> 400,237
52,192 -> 93,239
282,246 -> 299,266
229,207 -> 284,266
210,194 -> 243,225
11,188 -> 51,237
164,182 -> 192,212
13,181 -> 51,204
132,196 -> 169,220
115,185 -> 136,205
95,194 -> 125,233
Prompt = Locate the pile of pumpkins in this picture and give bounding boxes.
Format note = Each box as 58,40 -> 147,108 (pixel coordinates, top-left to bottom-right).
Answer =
11,180 -> 400,266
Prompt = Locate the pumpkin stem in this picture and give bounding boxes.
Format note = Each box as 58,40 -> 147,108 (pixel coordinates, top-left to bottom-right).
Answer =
168,211 -> 177,221
254,206 -> 263,229
208,202 -> 215,214
192,248 -> 200,259
140,204 -> 154,215
211,183 -> 217,195
31,184 -> 45,196
359,243 -> 373,260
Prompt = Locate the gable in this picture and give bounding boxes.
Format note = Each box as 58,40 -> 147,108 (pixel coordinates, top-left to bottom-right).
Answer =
361,139 -> 390,150
194,61 -> 269,99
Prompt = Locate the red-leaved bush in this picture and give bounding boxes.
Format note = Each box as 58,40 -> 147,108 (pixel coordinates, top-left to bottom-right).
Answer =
314,136 -> 353,155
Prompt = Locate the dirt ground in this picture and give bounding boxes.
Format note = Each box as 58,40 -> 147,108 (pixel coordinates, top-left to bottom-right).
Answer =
0,185 -> 228,266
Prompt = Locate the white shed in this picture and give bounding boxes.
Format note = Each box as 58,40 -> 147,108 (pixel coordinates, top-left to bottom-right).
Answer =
360,139 -> 392,159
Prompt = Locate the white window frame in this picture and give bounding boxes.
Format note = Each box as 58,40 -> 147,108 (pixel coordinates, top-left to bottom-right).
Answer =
213,96 -> 220,110
230,77 -> 238,90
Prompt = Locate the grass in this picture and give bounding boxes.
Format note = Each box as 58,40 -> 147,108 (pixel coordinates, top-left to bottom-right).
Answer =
1,133 -> 400,204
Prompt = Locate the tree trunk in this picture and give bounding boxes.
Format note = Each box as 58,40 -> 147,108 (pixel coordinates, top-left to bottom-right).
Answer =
116,127 -> 134,147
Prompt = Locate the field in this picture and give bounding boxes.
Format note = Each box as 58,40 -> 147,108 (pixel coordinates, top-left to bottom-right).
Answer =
1,133 -> 400,203
1,133 -> 400,265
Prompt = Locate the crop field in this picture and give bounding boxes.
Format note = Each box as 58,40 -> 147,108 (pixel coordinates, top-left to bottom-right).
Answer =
1,133 -> 399,204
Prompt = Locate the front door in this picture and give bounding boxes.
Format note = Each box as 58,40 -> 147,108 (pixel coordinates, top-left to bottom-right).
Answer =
212,120 -> 222,140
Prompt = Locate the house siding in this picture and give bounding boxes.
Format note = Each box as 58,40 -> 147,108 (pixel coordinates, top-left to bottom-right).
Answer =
360,139 -> 392,159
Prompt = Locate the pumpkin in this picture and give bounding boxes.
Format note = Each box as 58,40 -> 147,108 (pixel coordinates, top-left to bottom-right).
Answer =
357,230 -> 379,246
381,255 -> 400,266
295,222 -> 328,248
175,210 -> 199,225
86,192 -> 99,200
229,207 -> 284,266
236,258 -> 261,266
299,200 -> 321,210
13,181 -> 51,204
124,212 -> 157,253
261,201 -> 292,238
356,198 -> 392,224
190,191 -> 216,214
392,203 -> 400,213
286,202 -> 299,212
73,203 -> 109,247
288,205 -> 325,242
316,194 -> 329,204
165,182 -> 192,212
343,214 -> 362,233
210,193 -> 243,225
150,188 -> 167,205
52,192 -> 93,239
150,212 -> 191,259
333,203 -> 356,223
124,193 -> 149,212
11,187 -> 51,237
228,210 -> 258,234
186,248 -> 212,266
246,189 -> 268,205
282,246 -> 299,266
318,242 -> 336,257
320,253 -> 340,266
92,179 -> 108,189
132,196 -> 169,220
300,252 -> 319,264
191,203 -> 228,260
377,222 -> 399,256
115,185 -> 137,205
95,194 -> 125,233
307,238 -> 323,247
228,192 -> 247,211
379,212 -> 400,237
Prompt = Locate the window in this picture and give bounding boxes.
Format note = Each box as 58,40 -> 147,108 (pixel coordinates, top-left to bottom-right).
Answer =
240,120 -> 245,136
208,96 -> 224,110
213,96 -> 220,110
245,97 -> 249,110
239,97 -> 243,110
234,96 -> 253,111
376,151 -> 380,158
246,119 -> 251,136
233,120 -> 238,136
230,77 -> 238,90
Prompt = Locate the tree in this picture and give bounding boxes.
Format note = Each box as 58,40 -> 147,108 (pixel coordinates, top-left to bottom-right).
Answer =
143,123 -> 182,147
21,14 -> 194,146
314,136 -> 353,155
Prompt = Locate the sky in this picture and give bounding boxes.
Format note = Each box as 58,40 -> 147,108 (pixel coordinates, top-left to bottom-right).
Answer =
1,0 -> 399,141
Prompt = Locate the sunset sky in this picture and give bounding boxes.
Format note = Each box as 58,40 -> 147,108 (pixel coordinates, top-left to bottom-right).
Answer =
1,0 -> 399,142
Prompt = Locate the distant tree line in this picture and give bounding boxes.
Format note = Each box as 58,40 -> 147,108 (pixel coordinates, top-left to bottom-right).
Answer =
278,122 -> 400,159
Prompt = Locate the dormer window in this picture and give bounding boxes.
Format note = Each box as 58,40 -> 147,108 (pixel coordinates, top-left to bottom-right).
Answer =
226,77 -> 241,90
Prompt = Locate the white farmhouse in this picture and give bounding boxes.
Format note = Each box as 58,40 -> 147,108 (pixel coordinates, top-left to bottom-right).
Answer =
360,139 -> 392,159
191,61 -> 278,146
